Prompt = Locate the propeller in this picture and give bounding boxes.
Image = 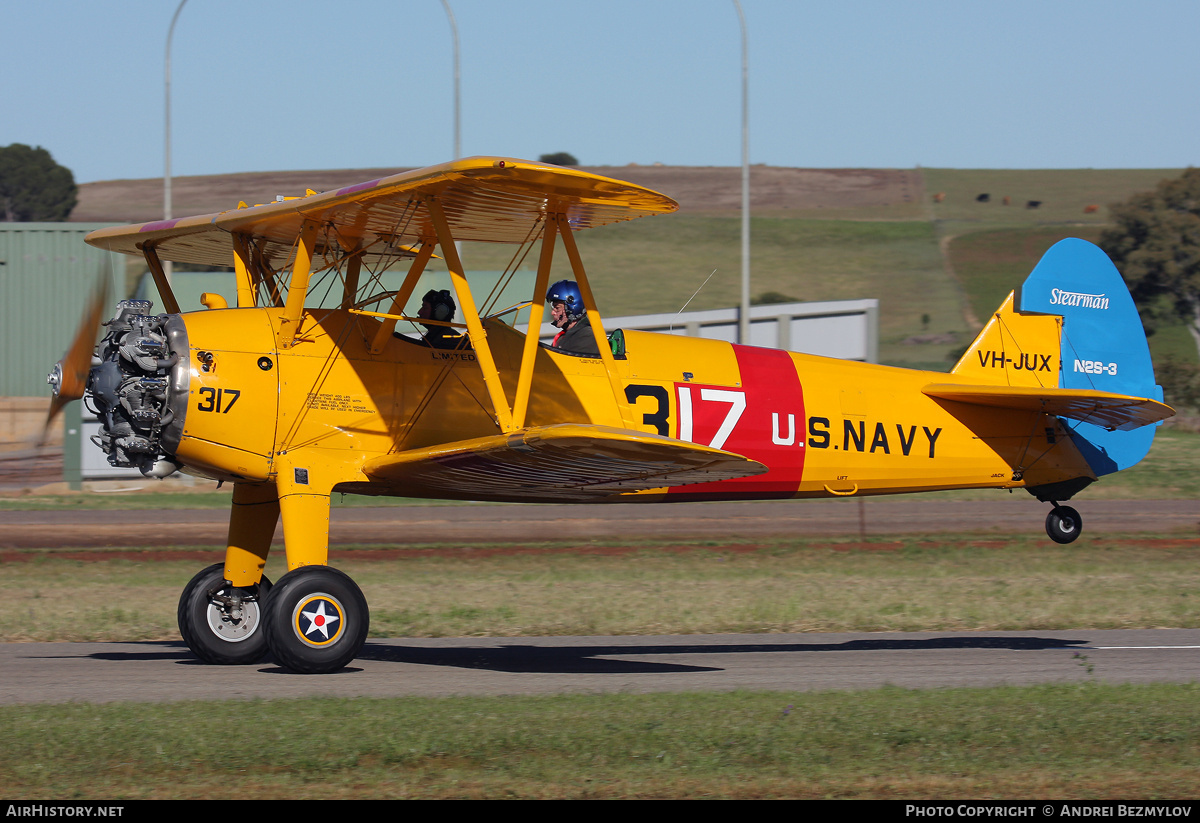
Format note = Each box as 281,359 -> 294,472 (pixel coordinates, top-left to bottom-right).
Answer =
42,275 -> 110,443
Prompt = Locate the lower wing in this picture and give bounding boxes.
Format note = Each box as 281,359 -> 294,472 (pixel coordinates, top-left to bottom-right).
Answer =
362,423 -> 767,502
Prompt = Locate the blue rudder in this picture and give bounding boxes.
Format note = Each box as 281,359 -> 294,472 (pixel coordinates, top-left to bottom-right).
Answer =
1018,238 -> 1164,477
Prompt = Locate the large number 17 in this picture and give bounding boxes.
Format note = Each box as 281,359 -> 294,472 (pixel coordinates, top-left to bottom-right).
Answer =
677,387 -> 746,450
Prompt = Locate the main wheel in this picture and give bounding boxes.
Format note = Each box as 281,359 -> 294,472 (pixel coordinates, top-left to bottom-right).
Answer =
263,566 -> 369,674
177,563 -> 272,664
1045,505 -> 1082,544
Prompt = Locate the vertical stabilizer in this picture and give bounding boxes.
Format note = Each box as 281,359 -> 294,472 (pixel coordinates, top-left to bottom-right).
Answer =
1018,239 -> 1163,475
950,292 -> 1062,388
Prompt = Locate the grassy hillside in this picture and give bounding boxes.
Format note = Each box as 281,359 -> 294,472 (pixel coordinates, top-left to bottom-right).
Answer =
949,225 -> 1106,323
923,168 -> 1181,234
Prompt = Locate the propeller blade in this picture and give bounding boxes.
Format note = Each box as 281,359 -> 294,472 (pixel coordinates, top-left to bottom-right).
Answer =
42,275 -> 110,440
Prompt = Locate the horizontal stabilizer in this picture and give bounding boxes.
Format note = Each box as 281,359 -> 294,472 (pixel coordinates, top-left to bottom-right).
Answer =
922,383 -> 1175,432
363,424 -> 766,501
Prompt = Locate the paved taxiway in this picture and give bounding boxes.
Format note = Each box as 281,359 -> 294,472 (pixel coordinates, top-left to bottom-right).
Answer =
3,630 -> 1199,704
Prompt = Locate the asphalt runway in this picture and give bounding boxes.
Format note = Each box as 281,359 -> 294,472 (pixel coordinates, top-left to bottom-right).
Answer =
3,630 -> 1199,705
1,497 -> 1198,548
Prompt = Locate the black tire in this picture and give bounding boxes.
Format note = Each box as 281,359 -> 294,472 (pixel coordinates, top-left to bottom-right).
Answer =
1045,505 -> 1082,544
177,563 -> 272,665
263,566 -> 369,674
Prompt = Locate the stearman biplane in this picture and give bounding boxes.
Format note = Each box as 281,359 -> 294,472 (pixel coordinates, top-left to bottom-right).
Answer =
48,157 -> 1173,673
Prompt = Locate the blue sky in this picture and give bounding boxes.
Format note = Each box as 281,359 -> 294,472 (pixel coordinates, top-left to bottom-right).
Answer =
4,0 -> 1199,184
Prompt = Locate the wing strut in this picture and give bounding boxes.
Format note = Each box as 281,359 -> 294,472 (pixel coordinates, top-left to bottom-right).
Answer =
231,233 -> 256,308
340,249 -> 363,310
555,213 -> 634,429
277,220 -> 318,349
426,196 -> 516,432
140,245 -> 182,314
511,216 -> 556,429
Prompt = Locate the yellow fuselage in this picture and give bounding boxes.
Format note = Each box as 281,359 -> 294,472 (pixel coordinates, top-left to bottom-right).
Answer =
174,307 -> 1092,502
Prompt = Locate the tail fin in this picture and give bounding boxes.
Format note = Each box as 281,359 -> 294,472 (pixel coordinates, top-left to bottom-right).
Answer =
953,238 -> 1165,476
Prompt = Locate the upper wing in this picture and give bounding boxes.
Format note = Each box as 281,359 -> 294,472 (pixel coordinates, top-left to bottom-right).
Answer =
361,423 -> 766,502
922,383 -> 1175,431
84,157 -> 679,269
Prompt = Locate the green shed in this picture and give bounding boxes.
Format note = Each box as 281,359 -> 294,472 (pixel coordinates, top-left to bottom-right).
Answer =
0,223 -> 120,397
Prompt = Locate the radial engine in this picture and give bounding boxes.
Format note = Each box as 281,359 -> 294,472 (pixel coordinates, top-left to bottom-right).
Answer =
83,300 -> 189,478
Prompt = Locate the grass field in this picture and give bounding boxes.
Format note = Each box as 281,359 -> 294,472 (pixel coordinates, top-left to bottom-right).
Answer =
6,685 -> 1200,799
3,534 -> 1200,799
4,530 -> 1199,643
4,522 -> 1200,798
4,429 -> 1199,643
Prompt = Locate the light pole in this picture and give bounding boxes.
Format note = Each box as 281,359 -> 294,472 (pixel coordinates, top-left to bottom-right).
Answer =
734,0 -> 750,345
164,0 -> 188,285
442,0 -> 461,160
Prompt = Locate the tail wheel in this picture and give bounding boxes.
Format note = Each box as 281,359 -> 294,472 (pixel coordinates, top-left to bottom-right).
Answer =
1045,505 -> 1082,544
177,563 -> 272,665
264,566 -> 369,674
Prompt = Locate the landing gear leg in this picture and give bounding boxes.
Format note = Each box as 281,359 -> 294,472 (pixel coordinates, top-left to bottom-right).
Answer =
1045,504 -> 1082,544
177,483 -> 280,664
223,482 -> 279,587
262,459 -> 369,673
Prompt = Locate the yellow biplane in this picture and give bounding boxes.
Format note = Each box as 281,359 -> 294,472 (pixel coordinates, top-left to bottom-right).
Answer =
51,157 -> 1173,673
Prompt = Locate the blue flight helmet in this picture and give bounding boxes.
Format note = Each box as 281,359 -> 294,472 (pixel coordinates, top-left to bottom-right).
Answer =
546,279 -> 585,321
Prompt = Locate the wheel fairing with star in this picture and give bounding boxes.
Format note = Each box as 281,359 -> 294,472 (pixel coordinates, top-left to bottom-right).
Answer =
264,566 -> 370,673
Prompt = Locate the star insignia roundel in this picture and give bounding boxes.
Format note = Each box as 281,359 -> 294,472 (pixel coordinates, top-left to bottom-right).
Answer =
293,594 -> 346,647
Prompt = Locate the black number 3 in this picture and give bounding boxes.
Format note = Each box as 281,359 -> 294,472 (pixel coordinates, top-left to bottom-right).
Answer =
624,384 -> 669,436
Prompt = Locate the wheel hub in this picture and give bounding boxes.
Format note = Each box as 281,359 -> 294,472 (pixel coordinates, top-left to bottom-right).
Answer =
206,588 -> 263,642
292,593 -> 347,648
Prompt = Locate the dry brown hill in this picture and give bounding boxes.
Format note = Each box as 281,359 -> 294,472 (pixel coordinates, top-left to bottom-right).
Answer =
71,164 -> 923,223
